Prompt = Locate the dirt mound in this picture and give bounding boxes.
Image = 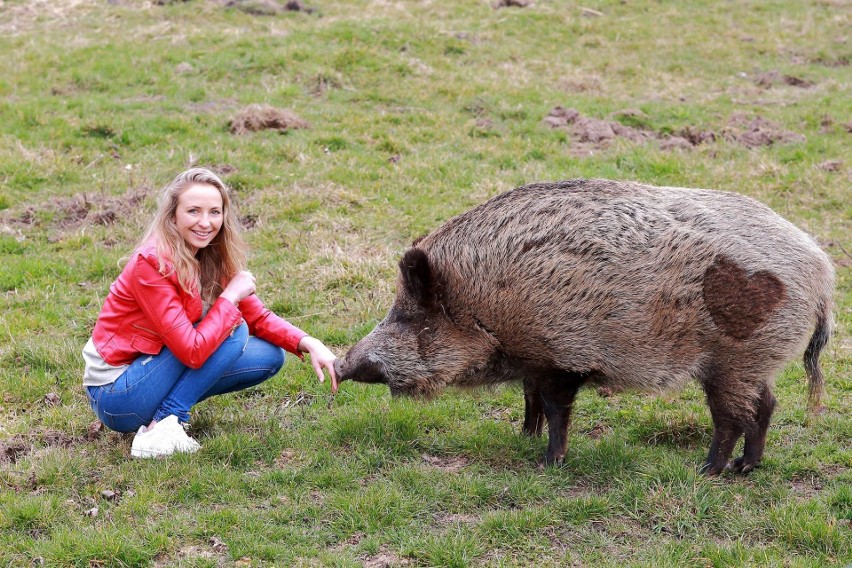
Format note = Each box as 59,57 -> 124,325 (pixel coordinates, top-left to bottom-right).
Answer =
422,453 -> 469,472
543,106 -> 651,147
229,104 -> 309,135
0,438 -> 29,464
817,160 -> 843,172
283,0 -> 314,12
544,106 -> 805,154
753,70 -> 815,89
361,546 -> 410,568
721,113 -> 806,148
3,186 -> 152,232
224,0 -> 315,15
544,106 -> 685,155
2,170 -> 257,238
494,0 -> 532,8
0,429 -> 76,465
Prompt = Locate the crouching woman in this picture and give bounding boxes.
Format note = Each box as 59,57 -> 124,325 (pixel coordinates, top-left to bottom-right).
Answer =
82,167 -> 337,458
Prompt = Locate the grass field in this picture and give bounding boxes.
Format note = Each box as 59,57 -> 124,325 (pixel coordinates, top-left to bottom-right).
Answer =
0,0 -> 849,566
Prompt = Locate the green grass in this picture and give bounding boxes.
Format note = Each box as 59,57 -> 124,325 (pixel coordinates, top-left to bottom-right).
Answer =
1,0 -> 850,566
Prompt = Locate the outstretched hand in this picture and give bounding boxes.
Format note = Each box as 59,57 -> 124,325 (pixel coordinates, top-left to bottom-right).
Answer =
297,336 -> 339,393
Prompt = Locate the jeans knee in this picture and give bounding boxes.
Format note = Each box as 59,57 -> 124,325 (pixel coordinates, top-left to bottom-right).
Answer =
234,322 -> 249,342
271,347 -> 286,374
252,341 -> 285,376
223,322 -> 250,349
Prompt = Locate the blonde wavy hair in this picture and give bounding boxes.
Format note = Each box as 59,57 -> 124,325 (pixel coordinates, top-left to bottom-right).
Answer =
134,167 -> 247,304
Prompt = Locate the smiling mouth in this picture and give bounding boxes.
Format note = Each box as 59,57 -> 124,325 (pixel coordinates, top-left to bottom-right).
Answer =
192,230 -> 213,238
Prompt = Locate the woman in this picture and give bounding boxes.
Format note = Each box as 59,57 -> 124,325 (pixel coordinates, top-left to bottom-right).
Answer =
83,167 -> 337,458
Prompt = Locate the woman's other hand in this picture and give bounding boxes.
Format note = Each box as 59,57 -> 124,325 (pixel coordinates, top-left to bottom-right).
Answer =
221,271 -> 256,304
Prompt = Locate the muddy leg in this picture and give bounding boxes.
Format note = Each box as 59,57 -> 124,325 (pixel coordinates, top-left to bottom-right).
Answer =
540,373 -> 584,466
700,383 -> 746,476
732,385 -> 776,474
522,377 -> 545,437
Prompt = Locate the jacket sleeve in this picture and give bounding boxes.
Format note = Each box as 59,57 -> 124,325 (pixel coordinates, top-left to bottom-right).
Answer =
131,254 -> 244,369
238,294 -> 308,357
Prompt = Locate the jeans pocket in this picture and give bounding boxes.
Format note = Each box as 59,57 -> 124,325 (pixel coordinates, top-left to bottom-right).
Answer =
86,386 -> 100,409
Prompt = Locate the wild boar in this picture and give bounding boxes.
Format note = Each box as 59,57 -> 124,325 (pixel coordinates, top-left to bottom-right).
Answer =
334,179 -> 835,475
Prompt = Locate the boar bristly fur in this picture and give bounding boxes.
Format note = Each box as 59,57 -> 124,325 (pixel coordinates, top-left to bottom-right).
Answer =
335,179 -> 835,476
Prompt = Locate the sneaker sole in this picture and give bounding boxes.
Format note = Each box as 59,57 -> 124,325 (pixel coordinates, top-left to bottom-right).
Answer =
131,445 -> 200,458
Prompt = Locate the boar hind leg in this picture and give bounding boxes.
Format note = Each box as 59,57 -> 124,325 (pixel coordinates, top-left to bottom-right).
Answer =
539,372 -> 586,466
699,379 -> 746,476
522,377 -> 545,437
732,384 -> 776,474
701,414 -> 743,476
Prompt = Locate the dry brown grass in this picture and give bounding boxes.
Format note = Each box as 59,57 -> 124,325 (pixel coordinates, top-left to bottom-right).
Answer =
229,104 -> 310,134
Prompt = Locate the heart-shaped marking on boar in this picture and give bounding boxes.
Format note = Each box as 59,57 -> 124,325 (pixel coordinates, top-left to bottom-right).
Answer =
702,255 -> 785,341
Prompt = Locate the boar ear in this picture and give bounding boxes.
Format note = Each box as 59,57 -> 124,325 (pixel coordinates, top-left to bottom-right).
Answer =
399,248 -> 433,304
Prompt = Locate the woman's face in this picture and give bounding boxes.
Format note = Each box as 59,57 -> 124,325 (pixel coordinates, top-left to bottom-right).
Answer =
174,183 -> 224,254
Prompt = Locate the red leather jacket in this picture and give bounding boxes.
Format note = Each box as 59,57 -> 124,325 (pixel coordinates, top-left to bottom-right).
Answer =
91,245 -> 307,368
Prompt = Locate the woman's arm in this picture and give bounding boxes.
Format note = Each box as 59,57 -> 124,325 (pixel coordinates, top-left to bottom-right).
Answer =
239,294 -> 338,391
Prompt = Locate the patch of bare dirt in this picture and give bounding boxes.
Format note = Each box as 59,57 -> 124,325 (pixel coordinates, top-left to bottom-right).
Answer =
435,512 -> 479,525
2,186 -> 152,233
422,454 -> 469,472
573,114 -> 650,144
229,104 -> 309,134
544,106 -> 805,154
361,546 -> 410,568
753,70 -> 815,89
0,429 -> 78,465
153,537 -> 231,568
810,54 -> 849,68
673,125 -> 717,146
787,470 -> 840,502
493,0 -> 532,8
274,448 -> 303,468
543,106 -> 705,155
721,112 -> 806,148
817,159 -> 843,172
283,0 -> 315,12
584,422 -> 610,440
0,438 -> 29,464
224,0 -> 315,15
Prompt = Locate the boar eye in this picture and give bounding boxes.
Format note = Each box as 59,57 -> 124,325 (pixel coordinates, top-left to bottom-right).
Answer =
386,305 -> 415,325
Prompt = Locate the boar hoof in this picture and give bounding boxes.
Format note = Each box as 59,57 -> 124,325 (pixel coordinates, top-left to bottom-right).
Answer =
731,456 -> 759,474
699,461 -> 729,477
541,454 -> 565,468
521,422 -> 544,438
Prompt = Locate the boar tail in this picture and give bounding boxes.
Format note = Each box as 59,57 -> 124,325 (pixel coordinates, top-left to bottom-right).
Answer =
803,302 -> 832,410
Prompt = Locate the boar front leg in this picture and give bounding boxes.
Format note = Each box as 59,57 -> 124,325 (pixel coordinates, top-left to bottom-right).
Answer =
522,377 -> 545,437
537,372 -> 587,465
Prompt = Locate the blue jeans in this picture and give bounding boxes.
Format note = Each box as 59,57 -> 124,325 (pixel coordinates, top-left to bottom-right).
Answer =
86,323 -> 285,433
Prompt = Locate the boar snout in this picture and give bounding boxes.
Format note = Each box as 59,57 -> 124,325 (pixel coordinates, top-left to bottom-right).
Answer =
335,354 -> 388,385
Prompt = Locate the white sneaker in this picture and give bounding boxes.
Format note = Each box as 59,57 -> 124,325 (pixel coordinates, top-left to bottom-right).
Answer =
130,415 -> 201,458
